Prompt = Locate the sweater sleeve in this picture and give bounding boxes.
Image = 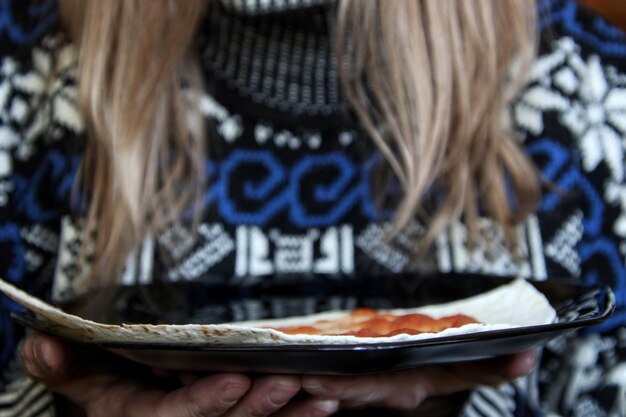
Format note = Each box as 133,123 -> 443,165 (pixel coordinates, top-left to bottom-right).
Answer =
0,1 -> 82,416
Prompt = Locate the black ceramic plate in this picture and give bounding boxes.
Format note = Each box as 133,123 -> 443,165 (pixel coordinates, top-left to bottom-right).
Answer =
13,273 -> 615,375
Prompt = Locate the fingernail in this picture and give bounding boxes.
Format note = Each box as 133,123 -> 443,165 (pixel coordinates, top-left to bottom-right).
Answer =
303,379 -> 330,396
269,382 -> 298,405
32,338 -> 51,372
219,382 -> 248,404
310,399 -> 339,417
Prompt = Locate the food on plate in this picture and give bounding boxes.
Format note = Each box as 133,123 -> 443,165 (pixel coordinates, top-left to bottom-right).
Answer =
269,308 -> 478,337
0,277 -> 556,345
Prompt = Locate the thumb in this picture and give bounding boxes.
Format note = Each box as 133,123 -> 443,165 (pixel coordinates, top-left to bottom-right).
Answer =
20,333 -> 137,386
20,333 -> 73,385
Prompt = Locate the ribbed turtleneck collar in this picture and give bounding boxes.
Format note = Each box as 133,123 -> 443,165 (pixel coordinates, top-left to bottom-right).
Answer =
218,0 -> 335,16
198,0 -> 344,116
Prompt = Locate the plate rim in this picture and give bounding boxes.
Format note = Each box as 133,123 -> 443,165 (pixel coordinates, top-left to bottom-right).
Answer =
11,283 -> 615,352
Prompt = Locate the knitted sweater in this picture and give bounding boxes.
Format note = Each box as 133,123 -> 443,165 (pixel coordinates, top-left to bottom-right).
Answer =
0,0 -> 625,416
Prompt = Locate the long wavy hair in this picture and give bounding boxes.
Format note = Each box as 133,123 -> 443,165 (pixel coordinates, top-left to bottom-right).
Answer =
59,0 -> 540,286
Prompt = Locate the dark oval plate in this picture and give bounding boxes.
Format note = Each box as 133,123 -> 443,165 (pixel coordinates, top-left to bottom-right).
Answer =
13,273 -> 615,375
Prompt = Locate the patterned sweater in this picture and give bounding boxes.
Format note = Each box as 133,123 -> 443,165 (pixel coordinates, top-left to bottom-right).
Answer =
0,0 -> 625,416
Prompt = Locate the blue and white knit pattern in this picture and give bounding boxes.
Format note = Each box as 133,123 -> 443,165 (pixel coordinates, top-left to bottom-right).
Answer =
0,1 -> 625,416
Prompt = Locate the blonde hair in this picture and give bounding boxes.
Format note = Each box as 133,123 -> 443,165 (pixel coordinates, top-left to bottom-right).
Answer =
337,0 -> 539,248
59,0 -> 539,285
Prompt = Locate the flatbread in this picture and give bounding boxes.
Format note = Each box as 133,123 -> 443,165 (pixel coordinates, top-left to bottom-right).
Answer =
0,277 -> 556,345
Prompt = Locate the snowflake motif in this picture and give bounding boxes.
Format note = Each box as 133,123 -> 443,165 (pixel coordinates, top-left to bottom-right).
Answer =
514,36 -> 626,237
17,37 -> 83,160
0,36 -> 83,164
513,38 -> 583,136
561,55 -> 626,183
0,56 -> 37,179
515,37 -> 626,184
605,180 -> 626,237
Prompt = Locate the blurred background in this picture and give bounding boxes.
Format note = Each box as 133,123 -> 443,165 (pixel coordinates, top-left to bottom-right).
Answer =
581,0 -> 626,32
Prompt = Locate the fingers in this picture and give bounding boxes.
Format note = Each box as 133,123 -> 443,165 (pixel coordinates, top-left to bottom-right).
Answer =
499,350 -> 537,380
98,374 -> 301,417
20,333 -> 258,417
23,335 -> 534,415
164,375 -> 334,417
145,373 -> 251,417
302,351 -> 537,411
422,350 -> 537,396
175,374 -> 337,417
20,334 -> 322,417
224,375 -> 301,416
272,397 -> 340,417
66,373 -> 249,417
303,372 -> 429,410
21,333 -> 147,385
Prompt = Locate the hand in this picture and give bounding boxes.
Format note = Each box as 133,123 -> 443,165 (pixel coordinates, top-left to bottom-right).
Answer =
20,333 -> 339,417
302,351 -> 536,411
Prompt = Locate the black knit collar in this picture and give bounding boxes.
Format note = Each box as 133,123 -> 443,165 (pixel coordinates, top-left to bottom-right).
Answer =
219,0 -> 336,16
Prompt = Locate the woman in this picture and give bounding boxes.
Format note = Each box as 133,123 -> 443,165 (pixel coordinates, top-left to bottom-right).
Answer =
0,0 -> 624,416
